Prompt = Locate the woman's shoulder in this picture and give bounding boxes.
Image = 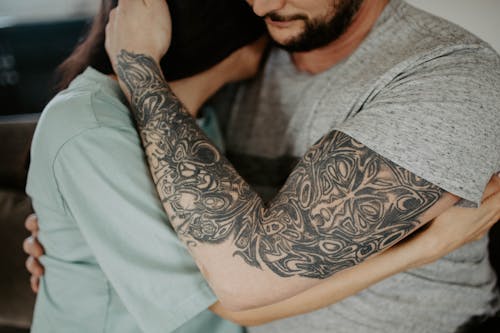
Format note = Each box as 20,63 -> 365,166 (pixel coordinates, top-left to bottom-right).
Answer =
33,69 -> 134,156
27,71 -> 139,209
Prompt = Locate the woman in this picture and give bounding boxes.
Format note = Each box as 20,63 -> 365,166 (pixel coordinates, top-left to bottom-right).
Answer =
24,0 -> 500,332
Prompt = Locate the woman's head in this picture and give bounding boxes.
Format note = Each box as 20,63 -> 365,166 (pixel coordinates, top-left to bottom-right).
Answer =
57,0 -> 265,90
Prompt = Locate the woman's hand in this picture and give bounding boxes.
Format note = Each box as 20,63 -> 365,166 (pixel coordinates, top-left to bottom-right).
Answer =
105,0 -> 172,70
405,175 -> 500,269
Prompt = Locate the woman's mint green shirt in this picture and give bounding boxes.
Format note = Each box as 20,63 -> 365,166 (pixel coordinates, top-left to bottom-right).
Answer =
26,67 -> 241,333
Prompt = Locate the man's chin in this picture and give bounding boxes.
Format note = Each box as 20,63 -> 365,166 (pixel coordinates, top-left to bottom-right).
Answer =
268,32 -> 308,53
266,25 -> 304,50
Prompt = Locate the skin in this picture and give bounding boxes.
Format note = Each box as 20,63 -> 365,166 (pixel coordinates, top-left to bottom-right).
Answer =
103,0 -> 495,311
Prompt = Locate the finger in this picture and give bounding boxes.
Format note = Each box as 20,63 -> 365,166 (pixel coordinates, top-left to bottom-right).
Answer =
480,190 -> 500,219
481,175 -> 500,201
105,9 -> 116,48
23,236 -> 44,258
108,7 -> 117,24
22,236 -> 31,255
25,256 -> 44,277
469,191 -> 500,240
25,214 -> 39,233
142,0 -> 160,7
471,231 -> 489,242
30,275 -> 39,293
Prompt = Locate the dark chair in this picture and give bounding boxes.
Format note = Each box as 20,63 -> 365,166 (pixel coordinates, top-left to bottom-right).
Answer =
0,19 -> 88,116
0,18 -> 88,331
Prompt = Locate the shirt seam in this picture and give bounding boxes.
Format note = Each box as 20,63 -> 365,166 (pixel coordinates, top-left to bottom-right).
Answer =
102,280 -> 112,333
50,84 -> 133,214
167,280 -> 218,331
399,0 -> 495,54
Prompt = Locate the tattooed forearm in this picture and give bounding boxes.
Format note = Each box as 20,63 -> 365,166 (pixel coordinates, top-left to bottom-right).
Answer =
116,49 -> 264,245
117,50 -> 444,279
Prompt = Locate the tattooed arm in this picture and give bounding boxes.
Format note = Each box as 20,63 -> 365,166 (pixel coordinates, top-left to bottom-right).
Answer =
114,50 -> 457,309
105,1 -> 458,310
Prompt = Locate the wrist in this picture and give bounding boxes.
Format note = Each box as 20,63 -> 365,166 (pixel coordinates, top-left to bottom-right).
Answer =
114,50 -> 165,101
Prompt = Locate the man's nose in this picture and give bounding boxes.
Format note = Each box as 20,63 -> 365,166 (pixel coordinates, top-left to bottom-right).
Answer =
248,0 -> 287,17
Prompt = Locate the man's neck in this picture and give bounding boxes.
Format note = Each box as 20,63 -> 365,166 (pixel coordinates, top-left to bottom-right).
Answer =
292,0 -> 389,74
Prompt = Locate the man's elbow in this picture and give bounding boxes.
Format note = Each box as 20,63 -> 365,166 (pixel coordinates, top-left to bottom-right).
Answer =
211,281 -> 268,311
209,301 -> 272,327
206,269 -> 293,311
195,248 -> 306,311
196,260 -> 265,311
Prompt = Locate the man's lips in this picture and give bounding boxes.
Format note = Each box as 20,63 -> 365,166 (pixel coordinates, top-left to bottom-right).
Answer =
265,17 -> 296,28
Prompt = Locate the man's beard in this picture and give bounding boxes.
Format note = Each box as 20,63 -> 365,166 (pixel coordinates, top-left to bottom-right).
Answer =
267,0 -> 363,52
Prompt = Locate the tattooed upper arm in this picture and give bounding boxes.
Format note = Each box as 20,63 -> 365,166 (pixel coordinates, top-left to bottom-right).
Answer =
117,51 -> 457,307
246,131 -> 445,278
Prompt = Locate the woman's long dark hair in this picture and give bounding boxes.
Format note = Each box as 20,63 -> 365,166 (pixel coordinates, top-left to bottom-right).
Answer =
55,0 -> 265,92
56,0 -> 117,91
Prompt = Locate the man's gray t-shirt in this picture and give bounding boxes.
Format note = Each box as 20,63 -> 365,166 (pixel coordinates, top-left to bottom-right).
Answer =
222,0 -> 500,332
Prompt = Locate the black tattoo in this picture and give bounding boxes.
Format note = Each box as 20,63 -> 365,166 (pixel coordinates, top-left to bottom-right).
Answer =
117,50 -> 444,279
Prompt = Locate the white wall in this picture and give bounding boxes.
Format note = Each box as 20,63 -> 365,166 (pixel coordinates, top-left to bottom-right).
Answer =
0,0 -> 100,23
406,0 -> 500,52
1,0 -> 499,52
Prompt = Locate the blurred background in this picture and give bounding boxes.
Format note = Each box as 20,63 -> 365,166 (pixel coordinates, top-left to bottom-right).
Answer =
0,1 -> 499,332
407,0 -> 500,51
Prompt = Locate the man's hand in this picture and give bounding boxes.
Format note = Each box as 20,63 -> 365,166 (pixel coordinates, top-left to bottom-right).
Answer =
105,0 -> 172,70
23,214 -> 44,293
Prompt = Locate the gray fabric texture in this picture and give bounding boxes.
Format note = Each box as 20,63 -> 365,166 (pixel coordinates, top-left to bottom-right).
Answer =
223,0 -> 500,332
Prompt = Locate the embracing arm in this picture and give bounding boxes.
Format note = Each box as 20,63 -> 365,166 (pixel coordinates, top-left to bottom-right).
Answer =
210,225 -> 425,326
105,0 -> 458,310
114,50 -> 458,310
214,175 -> 500,325
213,178 -> 500,326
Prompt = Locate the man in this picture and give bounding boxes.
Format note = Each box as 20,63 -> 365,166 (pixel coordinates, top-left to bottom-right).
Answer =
103,0 -> 500,332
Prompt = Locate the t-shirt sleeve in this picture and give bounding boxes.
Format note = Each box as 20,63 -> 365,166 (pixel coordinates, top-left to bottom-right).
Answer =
336,46 -> 500,205
53,126 -> 217,333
